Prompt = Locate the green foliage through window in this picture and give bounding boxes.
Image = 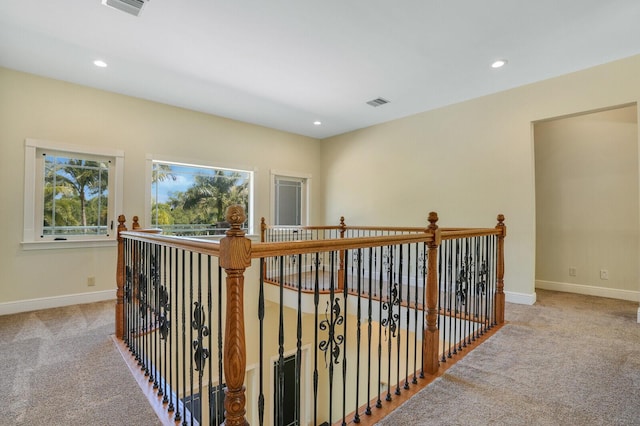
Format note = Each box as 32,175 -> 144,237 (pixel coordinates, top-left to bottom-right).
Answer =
43,154 -> 109,236
151,161 -> 251,235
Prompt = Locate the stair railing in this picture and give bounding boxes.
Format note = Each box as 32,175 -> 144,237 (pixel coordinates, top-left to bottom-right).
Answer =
115,207 -> 505,425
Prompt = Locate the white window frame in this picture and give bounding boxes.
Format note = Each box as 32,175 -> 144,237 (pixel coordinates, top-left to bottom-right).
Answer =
145,155 -> 255,235
22,139 -> 124,250
270,170 -> 310,226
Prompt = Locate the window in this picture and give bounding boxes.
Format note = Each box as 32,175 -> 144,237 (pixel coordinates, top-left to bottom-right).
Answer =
23,139 -> 124,249
149,159 -> 253,235
272,173 -> 309,226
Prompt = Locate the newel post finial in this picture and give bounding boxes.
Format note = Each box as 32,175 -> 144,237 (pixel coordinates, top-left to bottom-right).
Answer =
428,211 -> 438,231
260,217 -> 266,242
117,215 -> 127,233
220,205 -> 251,426
225,205 -> 247,237
339,216 -> 346,236
132,216 -> 140,230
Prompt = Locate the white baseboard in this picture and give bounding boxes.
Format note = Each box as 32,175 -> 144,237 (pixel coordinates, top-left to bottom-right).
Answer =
505,290 -> 537,305
536,280 -> 640,302
0,289 -> 116,316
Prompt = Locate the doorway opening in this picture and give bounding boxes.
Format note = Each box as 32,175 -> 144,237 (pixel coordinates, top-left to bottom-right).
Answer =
533,104 -> 639,301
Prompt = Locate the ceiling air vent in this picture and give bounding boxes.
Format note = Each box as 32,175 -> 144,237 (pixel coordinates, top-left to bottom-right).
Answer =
366,97 -> 390,107
102,0 -> 148,17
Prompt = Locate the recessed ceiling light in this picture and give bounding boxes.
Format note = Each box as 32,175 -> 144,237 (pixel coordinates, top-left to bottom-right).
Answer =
491,59 -> 507,69
313,121 -> 322,126
93,60 -> 108,68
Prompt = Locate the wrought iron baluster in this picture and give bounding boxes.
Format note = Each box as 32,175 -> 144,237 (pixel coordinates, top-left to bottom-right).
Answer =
413,243 -> 420,383
296,254 -> 303,426
319,252 -> 341,421
187,252 -> 193,426
421,243 -> 427,378
365,247 -> 373,416
277,256 -> 285,426
383,246 -> 397,402
342,251 -> 348,426
376,246 -> 384,409
174,249 -> 184,423
438,240 -> 446,362
167,247 -> 175,413
453,239 -> 460,354
313,250 -> 320,425
192,254 -> 210,425
353,248 -> 362,423
404,244 -> 410,390
207,256 -> 213,426
258,261 -> 265,426
396,245 -> 403,396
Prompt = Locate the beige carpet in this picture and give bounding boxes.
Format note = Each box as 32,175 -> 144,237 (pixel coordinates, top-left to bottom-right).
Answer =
377,290 -> 640,425
1,290 -> 639,425
0,301 -> 161,426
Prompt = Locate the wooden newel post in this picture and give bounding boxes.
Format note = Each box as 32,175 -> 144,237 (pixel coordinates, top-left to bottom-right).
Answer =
338,216 -> 346,291
495,214 -> 506,325
220,206 -> 251,426
116,214 -> 127,339
423,212 -> 441,375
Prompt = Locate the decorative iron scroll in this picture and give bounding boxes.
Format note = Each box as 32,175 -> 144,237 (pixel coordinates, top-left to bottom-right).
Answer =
138,272 -> 148,320
192,301 -> 210,376
382,247 -> 391,273
476,260 -> 488,296
312,253 -> 322,268
352,250 -> 360,266
125,265 -> 132,302
418,249 -> 427,275
381,282 -> 400,338
319,298 -> 344,367
158,284 -> 170,340
455,253 -> 472,306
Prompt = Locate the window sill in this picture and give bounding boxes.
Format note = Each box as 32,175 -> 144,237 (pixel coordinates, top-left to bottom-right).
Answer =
21,239 -> 117,251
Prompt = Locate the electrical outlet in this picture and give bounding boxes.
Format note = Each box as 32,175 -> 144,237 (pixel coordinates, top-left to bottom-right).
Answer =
600,269 -> 609,280
569,267 -> 577,277
87,276 -> 96,286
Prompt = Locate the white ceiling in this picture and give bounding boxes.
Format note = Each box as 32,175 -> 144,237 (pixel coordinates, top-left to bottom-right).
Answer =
2,0 -> 640,139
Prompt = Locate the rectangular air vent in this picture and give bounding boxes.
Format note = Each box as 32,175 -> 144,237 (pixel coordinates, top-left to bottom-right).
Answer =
102,0 -> 148,17
366,97 -> 390,107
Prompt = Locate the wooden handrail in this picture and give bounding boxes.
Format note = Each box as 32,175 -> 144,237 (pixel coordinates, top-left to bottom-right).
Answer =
119,231 -> 221,256
441,228 -> 502,239
252,233 -> 435,258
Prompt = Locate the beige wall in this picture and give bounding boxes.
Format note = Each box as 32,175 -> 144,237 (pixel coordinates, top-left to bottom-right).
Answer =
535,105 -> 639,298
321,54 -> 640,302
3,54 -> 640,309
0,68 -> 322,308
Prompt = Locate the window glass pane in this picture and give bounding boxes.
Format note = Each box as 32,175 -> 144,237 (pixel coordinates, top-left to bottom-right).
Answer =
43,154 -> 109,236
151,161 -> 251,235
275,178 -> 302,226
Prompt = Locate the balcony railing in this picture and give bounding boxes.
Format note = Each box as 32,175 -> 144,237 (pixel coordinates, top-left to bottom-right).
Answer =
115,207 -> 505,425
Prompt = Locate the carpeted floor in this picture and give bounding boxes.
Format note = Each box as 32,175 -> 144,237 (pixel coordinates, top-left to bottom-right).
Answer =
0,301 -> 161,426
1,290 -> 638,425
377,290 -> 640,425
